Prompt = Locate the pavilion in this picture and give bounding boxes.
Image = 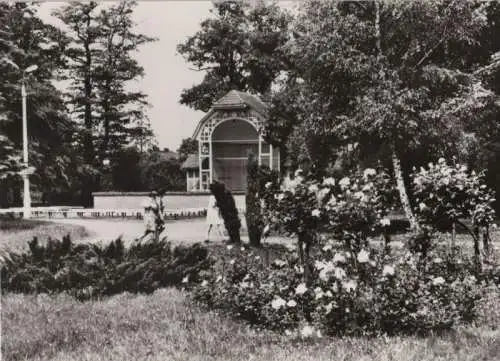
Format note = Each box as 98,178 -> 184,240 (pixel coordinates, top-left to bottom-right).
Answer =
181,90 -> 281,192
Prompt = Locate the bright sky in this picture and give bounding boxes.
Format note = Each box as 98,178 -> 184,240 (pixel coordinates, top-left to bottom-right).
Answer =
37,1 -> 213,151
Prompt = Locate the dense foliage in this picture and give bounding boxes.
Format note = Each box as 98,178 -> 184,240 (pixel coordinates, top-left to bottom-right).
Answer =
245,155 -> 279,247
177,0 -> 292,111
1,235 -> 209,301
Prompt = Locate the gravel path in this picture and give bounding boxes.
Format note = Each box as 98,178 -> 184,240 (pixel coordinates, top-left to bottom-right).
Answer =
49,218 -> 246,246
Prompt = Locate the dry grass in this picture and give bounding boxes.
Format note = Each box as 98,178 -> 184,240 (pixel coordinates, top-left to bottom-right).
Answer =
1,287 -> 499,361
0,220 -> 88,254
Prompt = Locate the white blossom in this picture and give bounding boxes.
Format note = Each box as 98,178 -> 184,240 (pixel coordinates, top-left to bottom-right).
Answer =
322,177 -> 335,186
271,297 -> 286,310
295,283 -> 307,295
308,184 -> 319,193
342,280 -> 357,292
324,302 -> 333,314
300,325 -> 315,338
317,188 -> 330,202
287,299 -> 297,307
432,276 -> 446,286
273,259 -> 287,267
227,245 -> 233,250
201,280 -> 208,287
380,218 -> 391,226
339,177 -> 350,189
333,253 -> 346,263
182,275 -> 189,283
363,168 -> 376,178
265,181 -> 272,189
334,267 -> 346,279
311,209 -> 321,217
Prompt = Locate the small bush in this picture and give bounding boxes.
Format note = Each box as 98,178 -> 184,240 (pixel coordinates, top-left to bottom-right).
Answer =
1,236 -> 210,300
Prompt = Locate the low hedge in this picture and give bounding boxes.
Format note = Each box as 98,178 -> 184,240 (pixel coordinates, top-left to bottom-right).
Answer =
1,235 -> 210,301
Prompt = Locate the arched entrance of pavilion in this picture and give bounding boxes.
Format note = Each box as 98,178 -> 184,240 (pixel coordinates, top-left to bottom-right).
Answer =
211,118 -> 258,192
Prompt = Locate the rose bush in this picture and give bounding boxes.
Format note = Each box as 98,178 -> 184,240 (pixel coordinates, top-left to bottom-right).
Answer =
260,167 -> 396,282
412,158 -> 496,261
191,239 -> 487,336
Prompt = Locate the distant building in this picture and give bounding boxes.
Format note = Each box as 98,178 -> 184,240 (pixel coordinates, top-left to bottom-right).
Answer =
181,90 -> 281,192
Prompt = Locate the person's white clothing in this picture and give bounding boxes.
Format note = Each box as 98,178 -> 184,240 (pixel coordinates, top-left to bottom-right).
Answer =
206,195 -> 224,225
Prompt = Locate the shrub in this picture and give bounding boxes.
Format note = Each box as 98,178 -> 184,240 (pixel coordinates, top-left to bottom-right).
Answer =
191,237 -> 493,336
261,167 -> 395,283
412,158 -> 497,262
245,154 -> 280,247
210,181 -> 241,243
1,236 -> 210,301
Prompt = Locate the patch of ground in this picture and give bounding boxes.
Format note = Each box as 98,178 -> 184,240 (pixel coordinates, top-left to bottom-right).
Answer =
2,287 -> 499,361
0,220 -> 88,254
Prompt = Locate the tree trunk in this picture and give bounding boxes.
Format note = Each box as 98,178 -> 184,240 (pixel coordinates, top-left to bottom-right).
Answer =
391,146 -> 419,231
451,221 -> 456,250
482,225 -> 490,258
298,232 -> 313,286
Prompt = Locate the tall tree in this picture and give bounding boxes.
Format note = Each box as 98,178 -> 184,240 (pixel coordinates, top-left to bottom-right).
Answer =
177,0 -> 292,111
0,2 -> 76,207
55,0 -> 155,206
266,0 -> 495,230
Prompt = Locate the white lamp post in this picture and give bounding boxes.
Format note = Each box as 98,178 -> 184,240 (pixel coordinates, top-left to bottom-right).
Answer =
21,64 -> 38,219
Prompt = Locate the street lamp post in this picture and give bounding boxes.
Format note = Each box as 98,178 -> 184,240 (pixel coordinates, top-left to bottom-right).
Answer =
20,64 -> 38,219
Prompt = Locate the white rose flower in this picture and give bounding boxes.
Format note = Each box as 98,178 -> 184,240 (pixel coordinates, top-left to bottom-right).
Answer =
308,184 -> 319,193
353,191 -> 364,200
273,259 -> 287,267
295,283 -> 307,295
327,195 -> 337,206
317,188 -> 330,202
382,265 -> 395,276
334,267 -> 346,279
311,209 -> 321,217
342,280 -> 357,292
432,276 -> 445,286
333,253 -> 346,263
227,245 -> 233,250
339,177 -> 350,189
300,325 -> 315,338
271,297 -> 286,310
324,302 -> 333,314
380,218 -> 391,226
322,177 -> 335,186
357,249 -> 370,263
363,168 -> 376,178
287,299 -> 297,307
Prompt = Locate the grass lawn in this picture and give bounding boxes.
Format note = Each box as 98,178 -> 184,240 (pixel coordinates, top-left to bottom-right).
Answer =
0,219 -> 88,254
2,287 -> 500,361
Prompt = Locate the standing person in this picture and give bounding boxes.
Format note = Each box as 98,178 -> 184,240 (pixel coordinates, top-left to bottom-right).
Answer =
207,183 -> 224,240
